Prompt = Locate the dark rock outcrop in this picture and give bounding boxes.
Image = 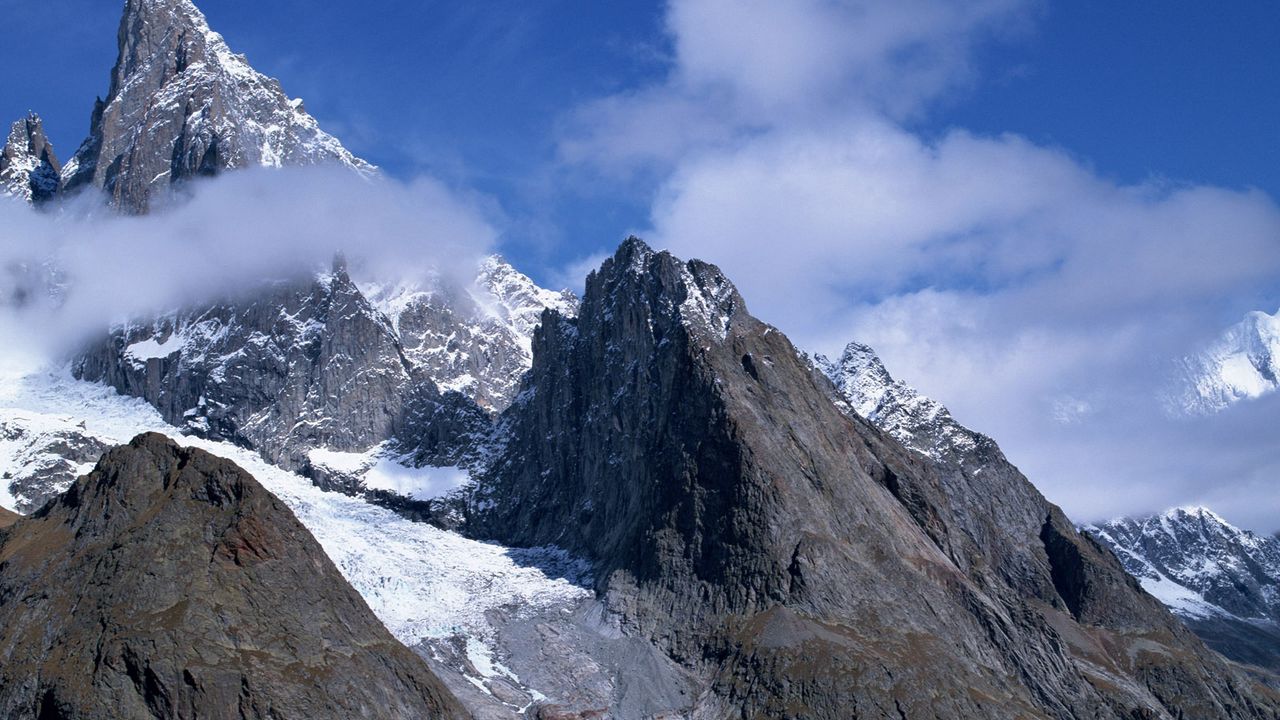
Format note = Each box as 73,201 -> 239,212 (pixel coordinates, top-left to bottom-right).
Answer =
61,0 -> 372,213
0,433 -> 467,719
467,238 -> 1280,719
0,113 -> 61,204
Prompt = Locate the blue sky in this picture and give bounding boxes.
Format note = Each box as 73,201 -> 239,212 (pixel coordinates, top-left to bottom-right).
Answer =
1,0 -> 1278,528
2,1 -> 1277,277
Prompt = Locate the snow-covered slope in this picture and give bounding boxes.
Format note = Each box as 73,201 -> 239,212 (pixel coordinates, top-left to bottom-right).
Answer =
62,0 -> 373,212
1086,507 -> 1280,671
1170,308 -> 1280,415
0,114 -> 60,204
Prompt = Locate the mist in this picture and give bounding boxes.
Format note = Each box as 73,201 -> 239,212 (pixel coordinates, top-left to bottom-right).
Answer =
0,167 -> 498,365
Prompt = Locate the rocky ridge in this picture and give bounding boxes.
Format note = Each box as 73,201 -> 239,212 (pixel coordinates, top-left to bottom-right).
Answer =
61,0 -> 373,212
0,113 -> 61,204
71,255 -> 571,512
1086,507 -> 1280,673
467,238 -> 1279,718
0,432 -> 467,719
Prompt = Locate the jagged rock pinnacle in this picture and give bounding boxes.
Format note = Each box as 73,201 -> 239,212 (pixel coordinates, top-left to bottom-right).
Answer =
0,113 -> 61,204
61,0 -> 374,213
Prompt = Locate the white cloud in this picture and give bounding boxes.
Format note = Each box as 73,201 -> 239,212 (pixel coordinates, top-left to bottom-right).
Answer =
558,0 -> 1280,531
0,167 -> 498,359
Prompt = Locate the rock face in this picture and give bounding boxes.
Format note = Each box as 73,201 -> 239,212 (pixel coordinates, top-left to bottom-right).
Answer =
468,238 -> 1279,719
0,506 -> 17,529
0,113 -> 61,204
0,433 -> 466,719
1086,508 -> 1280,673
1169,308 -> 1280,415
72,256 -> 564,494
73,261 -> 482,473
61,0 -> 373,213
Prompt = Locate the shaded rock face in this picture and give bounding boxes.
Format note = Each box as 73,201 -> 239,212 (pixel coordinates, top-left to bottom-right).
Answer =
468,238 -> 1280,719
1087,508 -> 1280,673
0,113 -> 61,204
61,0 -> 373,213
0,433 -> 466,719
72,264 -> 482,474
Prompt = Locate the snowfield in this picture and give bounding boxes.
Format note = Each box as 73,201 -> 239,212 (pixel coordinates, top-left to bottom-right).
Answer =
0,364 -> 591,661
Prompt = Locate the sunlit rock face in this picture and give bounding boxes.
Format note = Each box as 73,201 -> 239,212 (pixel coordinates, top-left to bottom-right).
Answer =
61,0 -> 373,213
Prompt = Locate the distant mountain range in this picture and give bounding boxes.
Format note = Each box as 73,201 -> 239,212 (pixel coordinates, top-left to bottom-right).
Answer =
1086,507 -> 1280,674
0,0 -> 1276,717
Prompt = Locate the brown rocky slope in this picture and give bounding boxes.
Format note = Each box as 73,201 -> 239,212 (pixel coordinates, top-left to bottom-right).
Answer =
0,433 -> 468,720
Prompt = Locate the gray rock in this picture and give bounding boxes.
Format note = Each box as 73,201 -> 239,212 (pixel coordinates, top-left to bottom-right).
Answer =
0,113 -> 60,204
61,0 -> 373,213
0,432 -> 467,719
73,262 -> 431,470
466,237 -> 1280,719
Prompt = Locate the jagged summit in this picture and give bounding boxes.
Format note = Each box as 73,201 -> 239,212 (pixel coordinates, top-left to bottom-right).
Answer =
0,113 -> 61,204
61,0 -> 374,213
1170,307 -> 1280,415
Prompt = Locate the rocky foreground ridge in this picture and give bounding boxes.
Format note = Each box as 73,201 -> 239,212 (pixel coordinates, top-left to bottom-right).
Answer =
0,433 -> 466,719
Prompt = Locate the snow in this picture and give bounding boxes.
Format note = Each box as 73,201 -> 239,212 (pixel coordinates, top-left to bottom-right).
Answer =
125,334 -> 184,363
0,365 -> 591,655
1171,307 -> 1280,415
308,445 -> 472,500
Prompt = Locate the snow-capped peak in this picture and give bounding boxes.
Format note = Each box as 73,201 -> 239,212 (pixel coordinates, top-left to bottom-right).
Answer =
816,341 -> 981,462
1168,307 -> 1280,416
1085,507 -> 1280,625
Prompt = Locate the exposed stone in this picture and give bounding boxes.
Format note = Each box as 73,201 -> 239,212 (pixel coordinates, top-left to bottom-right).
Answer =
61,0 -> 373,213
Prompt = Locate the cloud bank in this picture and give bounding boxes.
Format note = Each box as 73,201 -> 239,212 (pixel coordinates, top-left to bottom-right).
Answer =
0,167 -> 497,364
559,0 -> 1280,531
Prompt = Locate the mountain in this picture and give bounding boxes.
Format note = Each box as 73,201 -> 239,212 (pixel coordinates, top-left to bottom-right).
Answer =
0,506 -> 16,529
1086,508 -> 1280,673
0,432 -> 466,719
465,238 -> 1279,718
60,0 -> 373,213
1170,308 -> 1280,415
0,113 -> 61,204
69,255 -> 570,510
